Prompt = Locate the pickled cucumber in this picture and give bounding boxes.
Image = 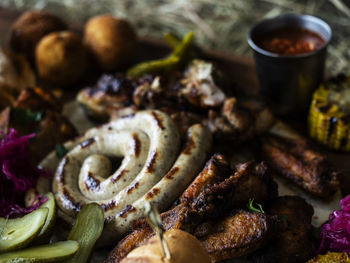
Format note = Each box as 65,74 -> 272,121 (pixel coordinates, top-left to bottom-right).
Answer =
0,208 -> 48,252
127,31 -> 194,78
63,203 -> 104,263
33,193 -> 56,243
0,240 -> 79,262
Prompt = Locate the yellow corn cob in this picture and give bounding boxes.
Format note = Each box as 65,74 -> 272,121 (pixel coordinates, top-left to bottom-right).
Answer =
308,74 -> 350,151
307,252 -> 350,263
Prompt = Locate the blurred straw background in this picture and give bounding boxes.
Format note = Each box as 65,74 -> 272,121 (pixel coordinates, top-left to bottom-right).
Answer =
1,0 -> 350,74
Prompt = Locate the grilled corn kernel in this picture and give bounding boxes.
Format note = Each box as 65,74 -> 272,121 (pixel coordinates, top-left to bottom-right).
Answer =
308,74 -> 350,151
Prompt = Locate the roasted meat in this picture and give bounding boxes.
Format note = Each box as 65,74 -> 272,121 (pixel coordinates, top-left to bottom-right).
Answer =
251,195 -> 315,263
204,97 -> 274,144
104,156 -> 278,263
262,134 -> 339,198
77,74 -> 136,121
198,210 -> 276,262
179,59 -> 226,108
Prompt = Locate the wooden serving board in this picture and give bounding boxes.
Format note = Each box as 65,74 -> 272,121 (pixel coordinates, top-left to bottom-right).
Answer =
0,6 -> 349,261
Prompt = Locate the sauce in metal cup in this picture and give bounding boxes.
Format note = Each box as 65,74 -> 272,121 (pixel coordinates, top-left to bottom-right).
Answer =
248,13 -> 332,115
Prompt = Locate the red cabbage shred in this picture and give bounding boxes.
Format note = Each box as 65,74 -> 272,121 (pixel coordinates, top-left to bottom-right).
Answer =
0,128 -> 48,218
319,195 -> 350,253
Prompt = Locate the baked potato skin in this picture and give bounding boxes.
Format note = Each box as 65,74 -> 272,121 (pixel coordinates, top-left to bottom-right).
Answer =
84,15 -> 137,71
9,10 -> 67,64
35,31 -> 88,87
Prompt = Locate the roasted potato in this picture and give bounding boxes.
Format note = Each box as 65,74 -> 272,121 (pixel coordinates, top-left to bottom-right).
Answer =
9,10 -> 66,64
35,31 -> 88,87
84,15 -> 137,71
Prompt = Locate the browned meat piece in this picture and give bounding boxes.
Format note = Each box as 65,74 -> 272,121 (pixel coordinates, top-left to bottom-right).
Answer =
178,153 -> 230,204
198,210 -> 276,262
204,97 -> 274,144
230,161 -> 278,207
251,196 -> 315,263
77,74 -> 136,121
132,75 -> 163,108
262,134 -> 339,198
179,60 -> 226,108
159,107 -> 204,139
14,87 -> 61,112
104,154 -> 231,263
104,158 -> 278,263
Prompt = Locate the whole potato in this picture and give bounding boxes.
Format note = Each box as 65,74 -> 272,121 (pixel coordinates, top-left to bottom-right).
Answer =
35,31 -> 88,87
84,15 -> 137,71
9,10 -> 67,64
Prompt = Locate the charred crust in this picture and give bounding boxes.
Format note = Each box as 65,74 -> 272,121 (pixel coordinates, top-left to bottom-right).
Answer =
151,111 -> 165,130
145,188 -> 161,200
122,113 -> 135,119
111,169 -> 128,183
182,136 -> 195,155
126,182 -> 139,194
63,188 -> 81,211
80,137 -> 95,148
165,166 -> 180,180
119,205 -> 136,218
146,150 -> 157,173
85,172 -> 100,191
57,156 -> 69,184
101,200 -> 117,212
132,133 -> 141,157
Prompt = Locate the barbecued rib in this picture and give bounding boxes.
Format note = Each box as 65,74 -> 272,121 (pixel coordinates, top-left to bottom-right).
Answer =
262,134 -> 339,198
104,157 -> 278,263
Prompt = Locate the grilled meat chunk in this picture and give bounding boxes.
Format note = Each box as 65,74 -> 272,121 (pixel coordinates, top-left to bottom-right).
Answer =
262,134 -> 339,198
205,97 -> 274,144
104,157 -> 278,263
198,210 -> 276,262
77,74 -> 136,121
179,60 -> 226,108
251,195 -> 314,263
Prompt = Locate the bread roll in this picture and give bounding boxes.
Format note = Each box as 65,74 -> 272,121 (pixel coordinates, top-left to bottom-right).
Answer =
121,229 -> 211,263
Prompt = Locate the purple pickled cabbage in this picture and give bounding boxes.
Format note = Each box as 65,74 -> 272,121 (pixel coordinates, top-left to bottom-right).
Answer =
0,128 -> 48,218
318,195 -> 350,253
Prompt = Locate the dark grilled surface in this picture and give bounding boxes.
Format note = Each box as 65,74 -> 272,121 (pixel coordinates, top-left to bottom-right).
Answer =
262,134 -> 339,198
104,157 -> 279,263
251,196 -> 315,263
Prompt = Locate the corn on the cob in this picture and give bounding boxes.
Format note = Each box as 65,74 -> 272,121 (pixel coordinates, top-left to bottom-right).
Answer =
308,74 -> 350,151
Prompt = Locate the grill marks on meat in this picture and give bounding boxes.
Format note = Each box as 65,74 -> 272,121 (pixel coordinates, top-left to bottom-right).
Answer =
262,134 -> 339,198
104,156 -> 278,263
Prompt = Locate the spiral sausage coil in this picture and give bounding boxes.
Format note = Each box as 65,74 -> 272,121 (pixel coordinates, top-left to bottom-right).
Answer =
32,110 -> 212,244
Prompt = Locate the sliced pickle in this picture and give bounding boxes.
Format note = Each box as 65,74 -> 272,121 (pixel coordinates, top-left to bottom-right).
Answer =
63,203 -> 104,263
0,240 -> 79,262
0,208 -> 48,252
33,193 -> 56,243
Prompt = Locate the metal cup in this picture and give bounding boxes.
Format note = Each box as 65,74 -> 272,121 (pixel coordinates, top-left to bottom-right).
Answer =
248,13 -> 332,115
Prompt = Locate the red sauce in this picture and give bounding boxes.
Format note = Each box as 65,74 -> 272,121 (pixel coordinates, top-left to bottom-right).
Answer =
256,27 -> 326,55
